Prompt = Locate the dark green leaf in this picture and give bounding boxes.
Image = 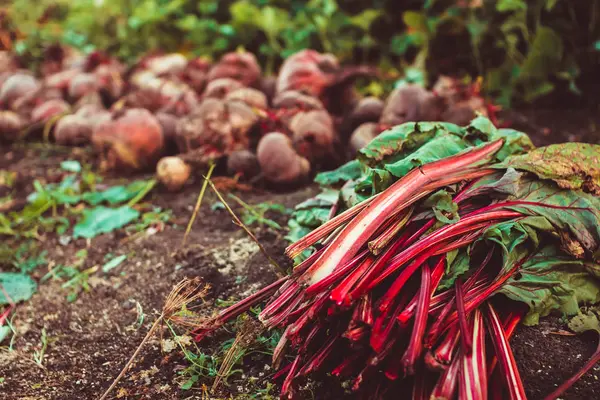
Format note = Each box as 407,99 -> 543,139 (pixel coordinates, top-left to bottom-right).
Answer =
73,206 -> 140,239
0,273 -> 37,304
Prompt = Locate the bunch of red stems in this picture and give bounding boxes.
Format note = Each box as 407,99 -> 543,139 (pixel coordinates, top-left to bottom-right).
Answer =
195,140 -> 589,400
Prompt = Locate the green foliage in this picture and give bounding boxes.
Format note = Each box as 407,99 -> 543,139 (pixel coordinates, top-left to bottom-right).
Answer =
0,273 -> 37,305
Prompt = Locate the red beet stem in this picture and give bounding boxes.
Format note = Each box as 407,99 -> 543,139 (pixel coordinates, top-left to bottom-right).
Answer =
301,139 -> 504,285
401,263 -> 432,376
484,303 -> 527,400
459,309 -> 487,400
455,279 -> 473,355
430,349 -> 461,399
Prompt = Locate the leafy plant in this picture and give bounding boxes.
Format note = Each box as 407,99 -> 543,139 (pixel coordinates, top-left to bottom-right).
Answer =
194,118 -> 600,397
32,328 -> 48,367
226,195 -> 291,231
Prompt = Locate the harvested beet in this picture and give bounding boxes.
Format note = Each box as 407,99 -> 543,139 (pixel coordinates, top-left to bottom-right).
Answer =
349,122 -> 380,153
175,97 -> 260,154
55,105 -> 110,145
156,156 -> 191,191
0,73 -> 40,108
144,53 -> 188,76
257,132 -> 310,185
380,84 -> 445,126
207,51 -> 261,88
0,110 -> 26,142
203,78 -> 244,99
54,115 -> 93,145
68,73 -> 99,100
276,50 -> 336,98
94,64 -> 125,101
441,97 -> 487,126
272,90 -> 325,111
45,69 -> 81,92
92,108 -> 164,171
225,87 -> 268,110
182,57 -> 212,93
0,52 -> 18,76
156,112 -> 179,154
349,96 -> 384,127
289,109 -> 338,166
227,149 -> 261,179
260,75 -> 277,103
30,99 -> 70,124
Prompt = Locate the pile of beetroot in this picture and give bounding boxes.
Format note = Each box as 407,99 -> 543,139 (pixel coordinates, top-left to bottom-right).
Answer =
0,47 -> 493,189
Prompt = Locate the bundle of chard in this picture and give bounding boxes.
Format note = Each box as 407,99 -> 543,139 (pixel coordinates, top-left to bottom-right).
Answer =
196,117 -> 600,399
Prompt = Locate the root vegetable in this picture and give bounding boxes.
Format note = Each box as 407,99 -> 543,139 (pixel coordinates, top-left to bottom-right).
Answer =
68,73 -> 99,100
145,53 -> 188,76
30,99 -> 70,124
225,88 -> 268,110
203,78 -> 244,99
175,98 -> 260,154
45,69 -> 81,91
92,108 -> 164,171
156,156 -> 191,191
55,105 -> 111,145
94,64 -> 125,100
289,110 -> 338,166
380,84 -> 445,126
54,115 -> 93,145
0,73 -> 40,108
156,112 -> 179,154
0,111 -> 26,142
272,90 -> 325,111
183,57 -> 212,93
208,51 -> 261,87
257,132 -> 310,185
349,122 -> 380,153
227,149 -> 260,179
276,50 -> 337,98
350,96 -> 384,127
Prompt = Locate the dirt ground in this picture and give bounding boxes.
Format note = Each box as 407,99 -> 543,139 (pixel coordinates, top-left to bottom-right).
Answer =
1,108 -> 600,400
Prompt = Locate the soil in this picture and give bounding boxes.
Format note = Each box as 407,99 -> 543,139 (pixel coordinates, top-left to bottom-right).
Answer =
1,108 -> 600,400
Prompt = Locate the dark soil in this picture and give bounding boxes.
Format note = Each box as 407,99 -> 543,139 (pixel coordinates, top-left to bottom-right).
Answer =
0,108 -> 599,400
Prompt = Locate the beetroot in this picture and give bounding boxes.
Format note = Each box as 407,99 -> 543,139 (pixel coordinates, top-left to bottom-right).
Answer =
227,149 -> 261,179
225,88 -> 268,110
349,96 -> 384,128
0,73 -> 40,109
0,111 -> 26,142
175,97 -> 260,154
257,132 -> 310,185
203,78 -> 244,99
156,156 -> 191,191
55,105 -> 110,145
289,109 -> 338,166
30,99 -> 70,124
156,112 -> 179,154
349,122 -> 380,153
276,50 -> 337,98
54,115 -> 93,145
380,84 -> 445,126
92,108 -> 164,171
207,51 -> 261,88
68,73 -> 99,100
45,69 -> 81,92
272,90 -> 325,111
94,64 -> 125,100
182,57 -> 212,93
144,53 -> 188,76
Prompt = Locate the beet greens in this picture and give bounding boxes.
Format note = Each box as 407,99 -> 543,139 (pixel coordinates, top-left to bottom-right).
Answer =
196,117 -> 600,399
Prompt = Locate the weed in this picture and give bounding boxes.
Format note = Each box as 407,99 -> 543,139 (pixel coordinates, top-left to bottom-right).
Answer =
226,194 -> 291,231
32,328 -> 48,367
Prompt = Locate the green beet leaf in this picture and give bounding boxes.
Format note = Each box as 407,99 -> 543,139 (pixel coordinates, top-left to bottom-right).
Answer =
0,273 -> 37,305
73,206 -> 140,239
